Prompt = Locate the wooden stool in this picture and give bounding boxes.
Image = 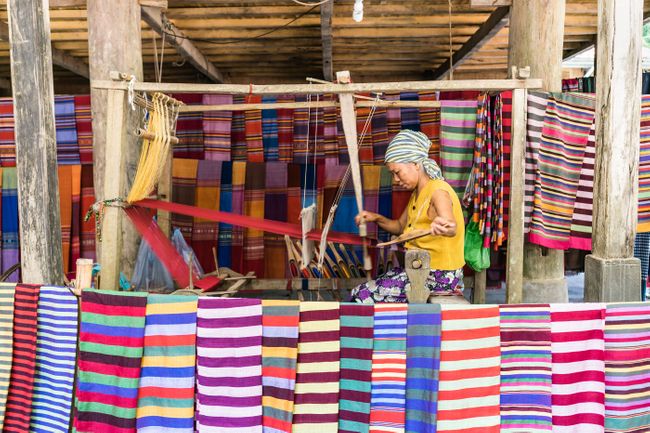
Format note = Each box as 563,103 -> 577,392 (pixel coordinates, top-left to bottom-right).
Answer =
405,249 -> 470,305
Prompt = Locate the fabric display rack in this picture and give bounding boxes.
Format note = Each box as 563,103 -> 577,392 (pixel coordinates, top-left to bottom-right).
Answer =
0,282 -> 647,433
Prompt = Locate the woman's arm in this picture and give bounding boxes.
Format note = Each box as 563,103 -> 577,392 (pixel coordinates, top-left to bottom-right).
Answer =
355,208 -> 407,236
429,189 -> 457,237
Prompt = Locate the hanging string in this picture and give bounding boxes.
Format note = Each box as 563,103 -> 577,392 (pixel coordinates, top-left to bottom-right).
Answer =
448,0 -> 454,81
152,34 -> 160,83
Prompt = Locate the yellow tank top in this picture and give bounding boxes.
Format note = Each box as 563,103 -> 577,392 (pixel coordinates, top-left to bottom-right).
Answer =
403,179 -> 465,270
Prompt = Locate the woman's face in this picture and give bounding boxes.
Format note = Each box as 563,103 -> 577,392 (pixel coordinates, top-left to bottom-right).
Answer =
386,162 -> 419,190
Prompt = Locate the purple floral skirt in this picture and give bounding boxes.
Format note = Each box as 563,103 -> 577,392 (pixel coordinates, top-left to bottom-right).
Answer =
350,267 -> 464,304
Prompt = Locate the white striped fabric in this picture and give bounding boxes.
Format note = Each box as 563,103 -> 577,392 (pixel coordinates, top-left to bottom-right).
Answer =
524,91 -> 548,232
29,286 -> 79,433
0,283 -> 16,427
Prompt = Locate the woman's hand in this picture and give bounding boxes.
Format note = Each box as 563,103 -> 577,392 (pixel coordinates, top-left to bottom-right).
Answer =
430,216 -> 456,237
355,211 -> 380,226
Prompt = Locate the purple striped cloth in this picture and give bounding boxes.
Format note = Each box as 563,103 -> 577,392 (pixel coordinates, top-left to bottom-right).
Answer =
196,298 -> 263,433
55,95 -> 80,165
203,94 -> 233,161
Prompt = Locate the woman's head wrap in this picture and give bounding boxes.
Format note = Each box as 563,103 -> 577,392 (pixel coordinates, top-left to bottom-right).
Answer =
384,129 -> 443,180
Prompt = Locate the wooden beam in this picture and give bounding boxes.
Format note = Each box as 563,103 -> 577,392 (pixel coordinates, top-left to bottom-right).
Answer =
7,0 -> 64,285
320,0 -> 333,82
140,6 -> 226,83
431,6 -> 509,79
471,0 -> 511,6
50,0 -> 86,7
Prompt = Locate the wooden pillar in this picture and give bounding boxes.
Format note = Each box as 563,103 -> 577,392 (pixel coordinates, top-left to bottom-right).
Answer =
508,0 -> 568,303
585,0 -> 643,302
87,0 -> 143,282
7,0 -> 64,285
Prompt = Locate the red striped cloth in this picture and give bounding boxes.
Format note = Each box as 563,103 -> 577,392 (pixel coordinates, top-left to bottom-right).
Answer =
74,95 -> 93,164
2,284 -> 40,433
501,91 -> 512,238
385,93 -> 402,142
171,159 -> 199,245
193,160 -> 221,273
231,95 -> 247,162
277,95 -> 295,162
371,107 -> 389,165
0,98 -> 15,167
71,164 -> 82,273
293,96 -> 309,164
551,304 -> 606,433
323,94 -> 339,162
172,93 -> 204,160
357,106 -> 374,165
245,95 -> 264,162
80,165 -> 96,261
419,91 -> 440,159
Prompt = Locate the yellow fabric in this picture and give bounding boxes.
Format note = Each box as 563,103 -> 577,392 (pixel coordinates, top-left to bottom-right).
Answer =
404,179 -> 465,270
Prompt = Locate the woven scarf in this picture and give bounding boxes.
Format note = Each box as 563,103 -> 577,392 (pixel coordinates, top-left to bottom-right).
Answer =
529,93 -> 596,249
405,303 -> 441,433
231,95 -> 247,161
193,160 -> 222,273
605,303 -> 650,433
70,165 -> 82,272
54,95 -> 80,165
30,286 -> 78,433
203,94 -> 233,161
74,95 -> 93,164
245,95 -> 264,163
400,92 -> 420,132
418,91 -> 440,159
173,93 -> 205,160
3,284 -> 40,433
277,95 -> 295,162
378,166 -> 393,243
568,120 -> 596,250
363,165 -> 381,239
171,158 -> 198,245
293,96 -> 309,164
551,303 -> 605,433
369,303 -> 408,433
244,162 -> 266,276
136,295 -> 197,433
322,95 -> 339,162
524,91 -> 548,232
0,98 -> 15,166
231,161 -> 247,272
439,100 -> 478,199
501,91 -> 512,238
437,305 -> 500,433
261,300 -> 300,433
357,106 -> 374,164
80,165 -> 96,261
292,302 -> 341,433
73,289 -> 147,433
2,168 -> 18,282
262,96 -> 279,161
196,298 -> 263,433
0,283 -> 16,428
218,162 -> 233,268
58,166 -> 73,274
264,162 -> 288,278
338,303 -> 374,433
385,93 -> 402,142
371,106 -> 389,165
639,95 -> 650,233
499,304 -> 553,432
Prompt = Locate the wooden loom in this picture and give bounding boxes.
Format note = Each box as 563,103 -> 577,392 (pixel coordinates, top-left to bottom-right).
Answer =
92,69 -> 540,304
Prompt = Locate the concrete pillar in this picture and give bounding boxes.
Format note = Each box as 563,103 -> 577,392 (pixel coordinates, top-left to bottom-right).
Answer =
87,0 -> 143,279
585,0 -> 643,302
508,0 -> 568,303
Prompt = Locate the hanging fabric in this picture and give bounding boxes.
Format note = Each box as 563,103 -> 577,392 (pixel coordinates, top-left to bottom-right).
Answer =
264,162 -> 289,278
524,91 -> 549,232
262,95 -> 279,161
440,100 -> 478,200
0,98 -> 15,167
202,94 -> 233,161
245,162 -> 266,276
245,95 -> 264,163
231,95 -> 247,161
55,95 -> 81,165
638,95 -> 650,233
74,95 -> 93,164
173,93 -> 205,160
193,160 -> 221,273
0,283 -> 15,428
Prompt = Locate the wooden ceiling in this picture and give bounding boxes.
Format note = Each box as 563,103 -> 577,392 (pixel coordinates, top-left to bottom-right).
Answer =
0,0 -> 644,92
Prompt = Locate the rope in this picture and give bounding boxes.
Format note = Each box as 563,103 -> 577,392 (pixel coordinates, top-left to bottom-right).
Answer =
289,0 -> 331,6
84,198 -> 127,242
448,0 -> 454,80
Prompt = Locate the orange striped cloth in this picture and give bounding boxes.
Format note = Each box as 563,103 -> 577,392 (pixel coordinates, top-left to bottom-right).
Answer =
245,95 -> 264,162
171,159 -> 199,247
437,305 -> 501,433
58,166 -> 73,274
70,165 -> 82,273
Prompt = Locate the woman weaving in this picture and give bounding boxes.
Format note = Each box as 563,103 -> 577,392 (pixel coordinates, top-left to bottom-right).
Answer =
350,130 -> 465,303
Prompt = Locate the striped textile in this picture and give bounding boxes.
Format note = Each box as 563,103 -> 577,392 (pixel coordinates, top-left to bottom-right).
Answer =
330,164 -> 359,235
357,107 -> 374,164
440,100 -> 478,199
369,303 -> 408,433
437,305 -> 500,433
635,233 -> 650,289
639,95 -> 650,232
30,286 -> 78,433
231,161 -> 247,272
196,298 -> 263,433
203,94 -> 233,161
405,303 -> 441,433
529,93 -> 596,249
371,106 -> 389,165
337,116 -> 349,165
262,96 -> 279,161
551,303 -> 606,433
400,92 -> 420,132
80,165 -> 96,261
293,95 -> 309,164
244,162 -> 266,276
218,162 -> 233,268
339,303 -> 374,433
261,300 -> 300,433
385,94 -> 402,142
501,91 -> 512,237
0,98 -> 15,166
277,95 -> 294,162
524,91 -> 549,232
171,159 -> 198,245
173,93 -> 204,159
499,304 -> 553,432
604,303 -> 650,433
264,162 -> 288,278
136,295 -> 197,433
0,284 -> 15,428
71,164 -> 82,272
3,284 -> 40,433
419,91 -> 441,159
292,302 -> 341,433
323,95 -> 339,161
73,289 -> 147,433
311,104 -> 325,161
363,165 -> 381,239
55,95 -> 80,165
193,160 -> 221,273
245,96 -> 264,162
378,166 -> 393,243
2,167 -> 18,282
231,95 -> 247,161
59,166 -> 73,274
287,163 -> 302,225
568,121 -> 596,250
74,95 -> 93,164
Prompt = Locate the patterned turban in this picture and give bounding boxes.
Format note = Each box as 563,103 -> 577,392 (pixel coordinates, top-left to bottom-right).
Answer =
384,129 -> 443,180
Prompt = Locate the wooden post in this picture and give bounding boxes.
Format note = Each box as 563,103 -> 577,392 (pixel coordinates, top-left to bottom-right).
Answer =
74,258 -> 94,295
87,0 -> 143,280
473,270 -> 487,304
508,0 -> 568,303
585,0 -> 643,302
7,0 -> 64,285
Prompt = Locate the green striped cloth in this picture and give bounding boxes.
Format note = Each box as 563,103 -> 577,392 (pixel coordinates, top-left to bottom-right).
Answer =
440,100 -> 478,200
0,283 -> 15,427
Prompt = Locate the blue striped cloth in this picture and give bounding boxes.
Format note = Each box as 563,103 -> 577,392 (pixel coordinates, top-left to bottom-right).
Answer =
218,162 -> 233,268
400,92 -> 420,132
30,286 -> 79,432
405,304 -> 441,433
262,96 -> 279,161
55,95 -> 80,165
